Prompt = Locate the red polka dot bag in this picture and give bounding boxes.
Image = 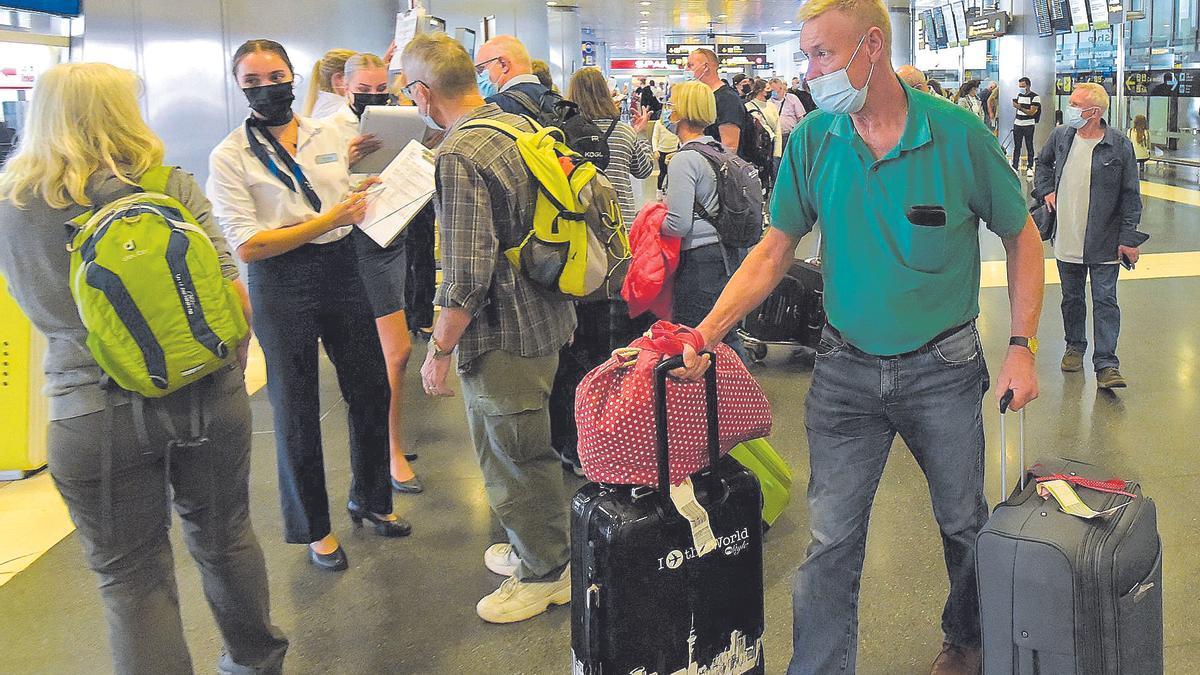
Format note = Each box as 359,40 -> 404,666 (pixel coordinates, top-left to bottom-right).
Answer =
575,321 -> 773,486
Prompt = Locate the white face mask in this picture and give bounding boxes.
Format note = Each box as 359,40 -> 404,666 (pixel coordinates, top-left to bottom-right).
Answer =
807,34 -> 875,115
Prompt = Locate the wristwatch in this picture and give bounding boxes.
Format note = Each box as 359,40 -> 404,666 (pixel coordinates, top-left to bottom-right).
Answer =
1009,336 -> 1039,355
431,337 -> 455,360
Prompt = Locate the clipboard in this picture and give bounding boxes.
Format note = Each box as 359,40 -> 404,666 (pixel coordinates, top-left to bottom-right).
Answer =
349,106 -> 429,175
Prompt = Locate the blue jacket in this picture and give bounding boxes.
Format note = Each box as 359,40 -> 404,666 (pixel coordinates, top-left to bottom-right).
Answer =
1033,122 -> 1146,263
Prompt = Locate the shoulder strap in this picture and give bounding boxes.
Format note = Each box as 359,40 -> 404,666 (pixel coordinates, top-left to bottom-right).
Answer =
460,117 -> 527,140
603,119 -> 618,142
138,166 -> 173,195
505,89 -> 543,118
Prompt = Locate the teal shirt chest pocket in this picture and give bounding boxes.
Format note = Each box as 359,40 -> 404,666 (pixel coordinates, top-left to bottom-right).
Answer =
898,204 -> 949,273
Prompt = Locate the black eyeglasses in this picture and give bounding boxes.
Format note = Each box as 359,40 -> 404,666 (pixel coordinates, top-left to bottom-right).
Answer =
474,57 -> 501,75
400,80 -> 427,100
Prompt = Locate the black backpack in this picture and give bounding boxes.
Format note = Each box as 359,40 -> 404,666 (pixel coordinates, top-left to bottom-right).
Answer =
685,141 -> 764,249
740,105 -> 775,175
506,90 -> 614,171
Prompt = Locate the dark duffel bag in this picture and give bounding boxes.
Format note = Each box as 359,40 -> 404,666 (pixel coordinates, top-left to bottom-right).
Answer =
976,392 -> 1163,675
741,258 -> 824,347
570,355 -> 766,675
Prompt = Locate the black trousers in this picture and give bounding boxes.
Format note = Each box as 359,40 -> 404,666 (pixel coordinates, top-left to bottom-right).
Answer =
404,203 -> 437,332
248,238 -> 392,544
657,152 -> 672,191
1012,126 -> 1036,168
549,299 -> 653,461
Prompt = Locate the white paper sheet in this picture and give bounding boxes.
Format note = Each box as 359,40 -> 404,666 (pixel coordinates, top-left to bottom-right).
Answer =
389,9 -> 422,71
358,140 -> 435,248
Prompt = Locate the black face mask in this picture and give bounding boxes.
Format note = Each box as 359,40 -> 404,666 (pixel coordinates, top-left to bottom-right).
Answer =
350,92 -> 391,119
243,82 -> 294,126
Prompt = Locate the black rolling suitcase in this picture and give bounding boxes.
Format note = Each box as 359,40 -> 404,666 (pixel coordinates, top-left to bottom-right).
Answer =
976,393 -> 1163,674
570,356 -> 766,675
740,258 -> 824,359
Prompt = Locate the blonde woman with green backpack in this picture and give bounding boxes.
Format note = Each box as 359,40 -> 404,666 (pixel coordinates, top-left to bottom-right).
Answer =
0,63 -> 287,674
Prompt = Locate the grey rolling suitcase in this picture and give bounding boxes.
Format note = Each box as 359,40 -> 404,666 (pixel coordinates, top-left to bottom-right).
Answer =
976,392 -> 1163,674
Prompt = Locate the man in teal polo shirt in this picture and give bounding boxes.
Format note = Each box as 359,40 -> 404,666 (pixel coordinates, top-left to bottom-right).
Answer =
673,0 -> 1045,673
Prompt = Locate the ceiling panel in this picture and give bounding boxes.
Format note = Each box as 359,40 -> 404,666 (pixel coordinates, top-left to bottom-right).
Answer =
573,0 -> 804,56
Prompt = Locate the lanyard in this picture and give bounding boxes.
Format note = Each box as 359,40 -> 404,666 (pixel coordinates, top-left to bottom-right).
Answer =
244,118 -> 323,212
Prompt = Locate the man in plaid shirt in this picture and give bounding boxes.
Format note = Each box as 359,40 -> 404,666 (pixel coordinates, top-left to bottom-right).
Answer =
403,33 -> 576,624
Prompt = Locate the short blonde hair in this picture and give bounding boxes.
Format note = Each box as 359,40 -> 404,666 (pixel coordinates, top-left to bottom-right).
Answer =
0,63 -> 164,209
672,81 -> 716,128
799,0 -> 892,48
401,33 -> 476,97
1073,82 -> 1109,110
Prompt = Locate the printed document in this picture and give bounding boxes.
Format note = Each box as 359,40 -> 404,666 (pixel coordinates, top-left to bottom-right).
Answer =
358,140 -> 435,248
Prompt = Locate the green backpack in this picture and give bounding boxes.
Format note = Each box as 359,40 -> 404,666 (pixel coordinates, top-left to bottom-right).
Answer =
67,166 -> 248,398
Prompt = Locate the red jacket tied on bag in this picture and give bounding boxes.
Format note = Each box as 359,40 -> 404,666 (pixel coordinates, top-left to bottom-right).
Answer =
575,322 -> 773,486
621,201 -> 680,320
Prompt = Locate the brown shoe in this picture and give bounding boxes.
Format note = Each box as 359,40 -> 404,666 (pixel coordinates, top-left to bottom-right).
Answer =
1097,367 -> 1127,389
1060,348 -> 1085,372
930,641 -> 982,675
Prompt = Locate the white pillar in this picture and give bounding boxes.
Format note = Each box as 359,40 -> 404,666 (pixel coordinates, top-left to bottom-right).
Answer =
547,5 -> 582,91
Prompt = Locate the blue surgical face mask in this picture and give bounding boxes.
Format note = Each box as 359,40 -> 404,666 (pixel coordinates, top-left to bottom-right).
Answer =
1063,104 -> 1096,129
477,68 -> 499,99
808,34 -> 875,115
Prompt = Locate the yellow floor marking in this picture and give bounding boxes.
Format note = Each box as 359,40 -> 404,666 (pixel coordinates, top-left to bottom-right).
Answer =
981,251 -> 1200,288
0,472 -> 73,587
1141,181 -> 1200,207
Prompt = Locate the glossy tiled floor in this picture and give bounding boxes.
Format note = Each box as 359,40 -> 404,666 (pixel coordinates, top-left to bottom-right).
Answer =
1,171 -> 1198,674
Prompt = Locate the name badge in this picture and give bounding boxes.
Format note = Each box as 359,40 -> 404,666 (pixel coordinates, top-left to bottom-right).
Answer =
315,153 -> 339,164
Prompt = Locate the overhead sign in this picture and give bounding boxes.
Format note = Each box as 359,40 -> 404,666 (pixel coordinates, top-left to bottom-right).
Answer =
931,7 -> 949,48
1123,69 -> 1200,97
0,1 -> 80,15
1067,0 -> 1091,31
967,10 -> 1010,40
610,58 -> 673,70
666,43 -> 709,56
951,2 -> 970,46
717,44 -> 767,56
1087,0 -> 1111,28
720,54 -> 768,67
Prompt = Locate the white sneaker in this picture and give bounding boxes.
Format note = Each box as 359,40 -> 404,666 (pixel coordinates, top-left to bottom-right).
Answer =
1026,168 -> 1035,178
484,543 -> 522,576
476,567 -> 571,624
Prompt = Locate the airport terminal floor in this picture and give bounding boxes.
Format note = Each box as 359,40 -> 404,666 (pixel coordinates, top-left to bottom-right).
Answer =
2,167 -> 1199,674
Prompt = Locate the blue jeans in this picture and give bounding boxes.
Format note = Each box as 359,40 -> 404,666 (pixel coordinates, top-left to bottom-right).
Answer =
1057,260 -> 1120,371
788,323 -> 991,675
672,243 -> 748,363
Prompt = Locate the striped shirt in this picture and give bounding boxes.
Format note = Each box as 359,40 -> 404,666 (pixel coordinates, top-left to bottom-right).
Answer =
593,118 -> 653,226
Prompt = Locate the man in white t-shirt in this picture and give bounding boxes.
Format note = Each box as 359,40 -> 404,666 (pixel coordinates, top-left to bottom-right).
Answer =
1012,76 -> 1040,176
1033,83 -> 1146,390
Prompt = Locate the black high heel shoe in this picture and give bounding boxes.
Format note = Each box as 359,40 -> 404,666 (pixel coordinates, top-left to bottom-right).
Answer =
308,545 -> 348,572
347,501 -> 413,537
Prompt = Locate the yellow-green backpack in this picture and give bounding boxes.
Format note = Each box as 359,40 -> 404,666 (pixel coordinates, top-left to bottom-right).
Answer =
459,117 -> 630,301
66,167 -> 248,398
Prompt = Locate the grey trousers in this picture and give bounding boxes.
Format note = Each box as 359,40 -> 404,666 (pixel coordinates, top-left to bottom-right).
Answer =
48,365 -> 288,675
459,350 -> 571,580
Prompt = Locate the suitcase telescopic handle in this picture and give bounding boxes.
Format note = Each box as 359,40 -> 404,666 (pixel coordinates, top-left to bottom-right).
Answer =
998,389 -> 1026,496
654,354 -> 721,497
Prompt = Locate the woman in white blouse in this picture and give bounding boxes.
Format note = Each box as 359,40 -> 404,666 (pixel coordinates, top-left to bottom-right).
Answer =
330,53 -> 425,495
207,39 -> 410,573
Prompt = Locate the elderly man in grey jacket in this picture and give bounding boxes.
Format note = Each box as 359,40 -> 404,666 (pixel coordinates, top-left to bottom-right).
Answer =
1033,82 -> 1148,389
